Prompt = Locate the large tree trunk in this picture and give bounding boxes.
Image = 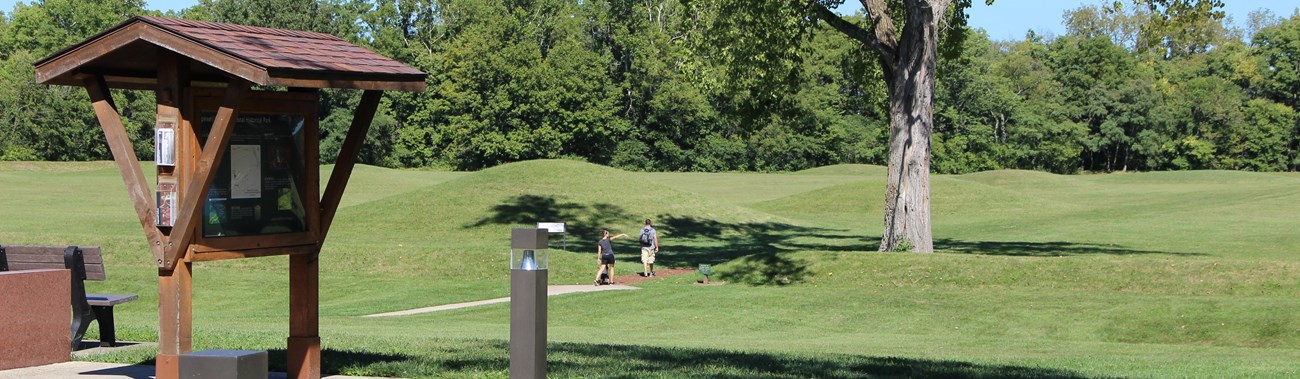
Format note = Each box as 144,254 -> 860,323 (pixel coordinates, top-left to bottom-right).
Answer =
809,0 -> 947,252
878,0 -> 943,253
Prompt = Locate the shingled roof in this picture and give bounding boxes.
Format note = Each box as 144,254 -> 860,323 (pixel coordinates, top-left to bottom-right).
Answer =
35,16 -> 426,91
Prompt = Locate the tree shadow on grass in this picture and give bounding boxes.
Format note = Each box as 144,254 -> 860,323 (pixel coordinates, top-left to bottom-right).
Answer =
464,196 -> 1200,284
653,214 -> 867,264
656,215 -> 1203,260
265,348 -> 417,375
466,194 -> 633,242
548,341 -> 1111,379
705,248 -> 815,286
282,340 -> 1108,379
934,239 -> 1207,257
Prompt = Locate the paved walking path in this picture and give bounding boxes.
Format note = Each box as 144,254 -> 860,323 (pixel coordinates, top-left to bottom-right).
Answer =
0,361 -> 387,379
361,284 -> 639,317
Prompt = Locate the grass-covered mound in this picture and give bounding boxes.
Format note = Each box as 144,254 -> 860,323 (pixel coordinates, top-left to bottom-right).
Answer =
748,167 -> 1300,260
793,163 -> 889,176
324,159 -> 785,277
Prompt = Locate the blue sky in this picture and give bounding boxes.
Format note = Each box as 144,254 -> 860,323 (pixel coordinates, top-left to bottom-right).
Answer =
1,0 -> 1296,41
0,0 -> 198,13
839,0 -> 1300,41
147,0 -> 197,12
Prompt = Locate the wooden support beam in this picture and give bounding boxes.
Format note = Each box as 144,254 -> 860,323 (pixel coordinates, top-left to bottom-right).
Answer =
161,79 -> 249,269
83,75 -> 166,262
189,233 -> 318,254
304,101 -> 322,241
287,252 -> 320,379
190,244 -> 317,262
317,90 -> 382,243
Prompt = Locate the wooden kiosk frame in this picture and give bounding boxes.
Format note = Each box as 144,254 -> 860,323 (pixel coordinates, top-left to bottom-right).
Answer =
34,16 -> 425,379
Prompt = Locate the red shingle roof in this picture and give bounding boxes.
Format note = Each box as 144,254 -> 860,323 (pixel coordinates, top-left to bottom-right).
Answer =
137,16 -> 423,77
35,16 -> 425,91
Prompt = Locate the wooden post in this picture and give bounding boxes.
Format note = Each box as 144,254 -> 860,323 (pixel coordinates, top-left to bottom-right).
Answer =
287,89 -> 381,379
155,262 -> 192,379
152,50 -> 193,379
288,252 -> 320,379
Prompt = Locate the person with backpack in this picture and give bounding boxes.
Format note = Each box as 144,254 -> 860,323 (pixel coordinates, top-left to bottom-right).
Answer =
595,229 -> 626,286
639,219 -> 660,276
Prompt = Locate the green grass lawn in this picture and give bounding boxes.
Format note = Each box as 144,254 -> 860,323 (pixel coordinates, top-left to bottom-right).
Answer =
2,160 -> 1299,378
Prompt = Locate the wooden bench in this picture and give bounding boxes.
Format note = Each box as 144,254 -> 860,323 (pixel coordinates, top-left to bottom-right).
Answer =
0,245 -> 138,349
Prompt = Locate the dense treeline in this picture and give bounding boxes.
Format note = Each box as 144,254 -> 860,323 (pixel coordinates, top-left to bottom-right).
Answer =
0,0 -> 1296,173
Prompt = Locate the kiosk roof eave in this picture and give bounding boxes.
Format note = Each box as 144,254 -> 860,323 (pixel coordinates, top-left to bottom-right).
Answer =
34,16 -> 426,92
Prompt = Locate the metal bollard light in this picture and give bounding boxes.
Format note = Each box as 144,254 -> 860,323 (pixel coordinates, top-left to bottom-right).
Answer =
509,228 -> 549,379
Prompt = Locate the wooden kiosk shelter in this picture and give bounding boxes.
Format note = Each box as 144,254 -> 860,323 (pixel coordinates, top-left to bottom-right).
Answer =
34,16 -> 425,379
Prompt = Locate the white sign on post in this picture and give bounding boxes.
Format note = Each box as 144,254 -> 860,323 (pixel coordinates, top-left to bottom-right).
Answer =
537,222 -> 566,251
537,222 -> 566,233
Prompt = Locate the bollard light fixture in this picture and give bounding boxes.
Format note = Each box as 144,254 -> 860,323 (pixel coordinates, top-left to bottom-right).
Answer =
510,228 -> 548,378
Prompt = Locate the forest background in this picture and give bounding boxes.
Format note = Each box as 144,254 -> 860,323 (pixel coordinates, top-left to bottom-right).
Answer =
0,0 -> 1298,174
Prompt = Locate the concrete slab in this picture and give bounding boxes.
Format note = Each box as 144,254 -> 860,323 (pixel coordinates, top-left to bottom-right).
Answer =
362,284 -> 639,317
0,361 -> 393,379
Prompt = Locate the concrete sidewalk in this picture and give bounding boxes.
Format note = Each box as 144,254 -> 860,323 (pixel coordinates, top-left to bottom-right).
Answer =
0,361 -> 391,379
362,284 -> 638,317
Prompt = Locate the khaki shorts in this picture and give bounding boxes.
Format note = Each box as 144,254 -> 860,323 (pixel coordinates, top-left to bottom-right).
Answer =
641,247 -> 655,264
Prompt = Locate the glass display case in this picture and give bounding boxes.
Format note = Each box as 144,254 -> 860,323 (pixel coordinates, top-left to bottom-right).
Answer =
510,228 -> 549,270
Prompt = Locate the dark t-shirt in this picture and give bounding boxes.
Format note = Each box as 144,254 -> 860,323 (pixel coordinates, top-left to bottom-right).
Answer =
599,238 -> 614,256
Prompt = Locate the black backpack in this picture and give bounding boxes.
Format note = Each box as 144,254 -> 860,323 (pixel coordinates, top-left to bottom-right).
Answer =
639,229 -> 652,246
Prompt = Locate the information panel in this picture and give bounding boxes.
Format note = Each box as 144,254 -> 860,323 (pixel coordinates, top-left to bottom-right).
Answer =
199,113 -> 309,238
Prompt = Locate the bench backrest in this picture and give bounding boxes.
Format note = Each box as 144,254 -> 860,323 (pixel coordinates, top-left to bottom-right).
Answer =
0,245 -> 105,280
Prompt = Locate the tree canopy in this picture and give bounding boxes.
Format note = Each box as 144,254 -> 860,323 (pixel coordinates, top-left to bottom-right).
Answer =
0,0 -> 1295,173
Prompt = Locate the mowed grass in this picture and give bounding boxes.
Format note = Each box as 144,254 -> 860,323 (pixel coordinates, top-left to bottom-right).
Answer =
2,160 -> 1299,378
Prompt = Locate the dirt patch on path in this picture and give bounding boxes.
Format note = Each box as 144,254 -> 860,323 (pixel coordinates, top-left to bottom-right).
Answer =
604,268 -> 696,286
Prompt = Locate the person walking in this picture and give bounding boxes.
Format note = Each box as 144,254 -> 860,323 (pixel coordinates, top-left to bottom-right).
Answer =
595,229 -> 626,285
639,219 -> 659,276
